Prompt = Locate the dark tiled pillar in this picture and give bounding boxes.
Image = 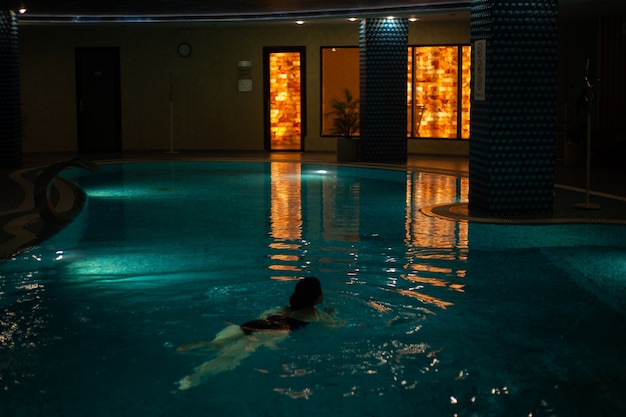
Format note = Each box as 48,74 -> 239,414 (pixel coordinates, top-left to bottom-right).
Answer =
0,9 -> 22,169
469,0 -> 557,216
359,18 -> 408,163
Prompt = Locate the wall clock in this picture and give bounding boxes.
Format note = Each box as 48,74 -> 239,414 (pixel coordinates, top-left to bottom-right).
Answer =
177,43 -> 192,57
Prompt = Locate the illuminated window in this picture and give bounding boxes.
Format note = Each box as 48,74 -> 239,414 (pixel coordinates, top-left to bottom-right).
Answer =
320,47 -> 360,136
460,46 -> 471,139
321,45 -> 471,140
269,52 -> 303,150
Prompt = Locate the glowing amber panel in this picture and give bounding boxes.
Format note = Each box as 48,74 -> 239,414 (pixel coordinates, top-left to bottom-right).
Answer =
269,53 -> 302,150
321,46 -> 471,140
461,46 -> 471,139
407,49 -> 413,137
412,46 -> 471,139
414,46 -> 459,138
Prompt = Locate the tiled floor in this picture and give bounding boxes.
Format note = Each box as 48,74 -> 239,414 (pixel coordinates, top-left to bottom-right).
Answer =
1,150 -> 625,260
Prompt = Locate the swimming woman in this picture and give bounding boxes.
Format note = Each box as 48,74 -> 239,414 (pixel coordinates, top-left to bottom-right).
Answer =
176,277 -> 336,390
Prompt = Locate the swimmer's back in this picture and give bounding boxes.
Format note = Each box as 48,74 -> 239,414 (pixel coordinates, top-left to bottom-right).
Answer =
240,315 -> 308,335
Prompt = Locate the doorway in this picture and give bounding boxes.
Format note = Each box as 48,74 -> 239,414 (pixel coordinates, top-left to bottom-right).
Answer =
263,47 -> 306,151
75,47 -> 122,153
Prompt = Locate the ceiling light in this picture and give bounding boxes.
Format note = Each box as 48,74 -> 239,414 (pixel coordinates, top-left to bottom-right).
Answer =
295,20 -> 304,25
18,5 -> 28,14
409,17 -> 418,22
348,17 -> 358,22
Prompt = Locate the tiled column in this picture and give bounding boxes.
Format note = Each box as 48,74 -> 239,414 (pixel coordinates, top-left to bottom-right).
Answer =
359,18 -> 408,163
0,9 -> 22,168
469,0 -> 558,216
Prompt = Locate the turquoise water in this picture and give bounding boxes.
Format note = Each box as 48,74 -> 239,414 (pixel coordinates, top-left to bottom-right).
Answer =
1,161 -> 625,416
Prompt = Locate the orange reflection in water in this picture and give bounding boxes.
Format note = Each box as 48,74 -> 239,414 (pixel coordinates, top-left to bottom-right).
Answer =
266,163 -> 469,311
268,162 -> 303,279
268,264 -> 302,272
405,173 -> 468,253
270,162 -> 302,241
267,162 -> 363,280
408,264 -> 454,275
395,288 -> 454,309
396,173 -> 469,308
403,273 -> 451,288
270,254 -> 300,261
269,242 -> 301,250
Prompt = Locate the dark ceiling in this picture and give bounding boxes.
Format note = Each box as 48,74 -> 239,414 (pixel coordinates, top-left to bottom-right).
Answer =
7,0 -> 626,23
11,0 -> 470,22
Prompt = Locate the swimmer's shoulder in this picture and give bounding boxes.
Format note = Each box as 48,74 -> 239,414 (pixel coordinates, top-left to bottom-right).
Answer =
315,308 -> 335,323
276,307 -> 316,323
263,306 -> 340,326
260,306 -> 288,318
289,307 -> 338,325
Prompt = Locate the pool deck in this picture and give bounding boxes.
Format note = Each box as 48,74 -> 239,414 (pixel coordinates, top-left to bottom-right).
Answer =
1,151 -> 625,260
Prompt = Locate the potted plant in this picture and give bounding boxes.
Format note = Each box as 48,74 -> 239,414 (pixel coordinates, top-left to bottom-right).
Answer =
328,88 -> 360,162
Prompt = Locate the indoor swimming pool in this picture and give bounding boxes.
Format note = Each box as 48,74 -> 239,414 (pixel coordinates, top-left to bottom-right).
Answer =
1,160 -> 625,416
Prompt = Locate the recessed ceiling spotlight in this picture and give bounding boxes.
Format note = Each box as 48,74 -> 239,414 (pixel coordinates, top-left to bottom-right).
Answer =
348,17 -> 358,22
296,20 -> 305,25
409,17 -> 418,22
18,5 -> 28,14
386,16 -> 395,20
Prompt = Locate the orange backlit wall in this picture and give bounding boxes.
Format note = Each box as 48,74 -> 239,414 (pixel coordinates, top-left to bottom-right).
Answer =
412,46 -> 471,139
460,46 -> 471,139
269,52 -> 302,150
323,45 -> 471,140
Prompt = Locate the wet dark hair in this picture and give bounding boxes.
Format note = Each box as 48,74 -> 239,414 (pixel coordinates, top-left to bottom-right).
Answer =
289,277 -> 322,310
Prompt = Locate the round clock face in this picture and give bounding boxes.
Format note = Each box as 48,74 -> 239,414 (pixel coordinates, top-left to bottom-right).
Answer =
177,43 -> 191,57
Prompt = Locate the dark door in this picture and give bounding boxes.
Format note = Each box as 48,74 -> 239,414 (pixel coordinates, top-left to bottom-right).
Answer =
75,47 -> 121,152
263,47 -> 306,151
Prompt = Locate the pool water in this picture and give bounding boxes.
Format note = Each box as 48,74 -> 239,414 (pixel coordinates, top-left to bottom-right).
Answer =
1,161 -> 625,416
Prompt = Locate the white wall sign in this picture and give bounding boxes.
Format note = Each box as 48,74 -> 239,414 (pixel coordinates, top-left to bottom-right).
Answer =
237,60 -> 253,92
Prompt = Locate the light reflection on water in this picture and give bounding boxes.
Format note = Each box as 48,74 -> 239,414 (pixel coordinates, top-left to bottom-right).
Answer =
267,162 -> 468,311
0,161 -> 625,417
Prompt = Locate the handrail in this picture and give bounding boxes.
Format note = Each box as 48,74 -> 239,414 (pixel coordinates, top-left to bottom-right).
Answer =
34,158 -> 100,223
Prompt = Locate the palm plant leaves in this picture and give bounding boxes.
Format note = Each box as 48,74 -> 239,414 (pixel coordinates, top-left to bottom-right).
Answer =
329,88 -> 360,137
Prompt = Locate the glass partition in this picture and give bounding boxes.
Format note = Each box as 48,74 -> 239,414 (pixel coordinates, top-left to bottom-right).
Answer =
321,47 -> 360,136
413,46 -> 457,138
321,45 -> 471,140
460,45 -> 471,139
